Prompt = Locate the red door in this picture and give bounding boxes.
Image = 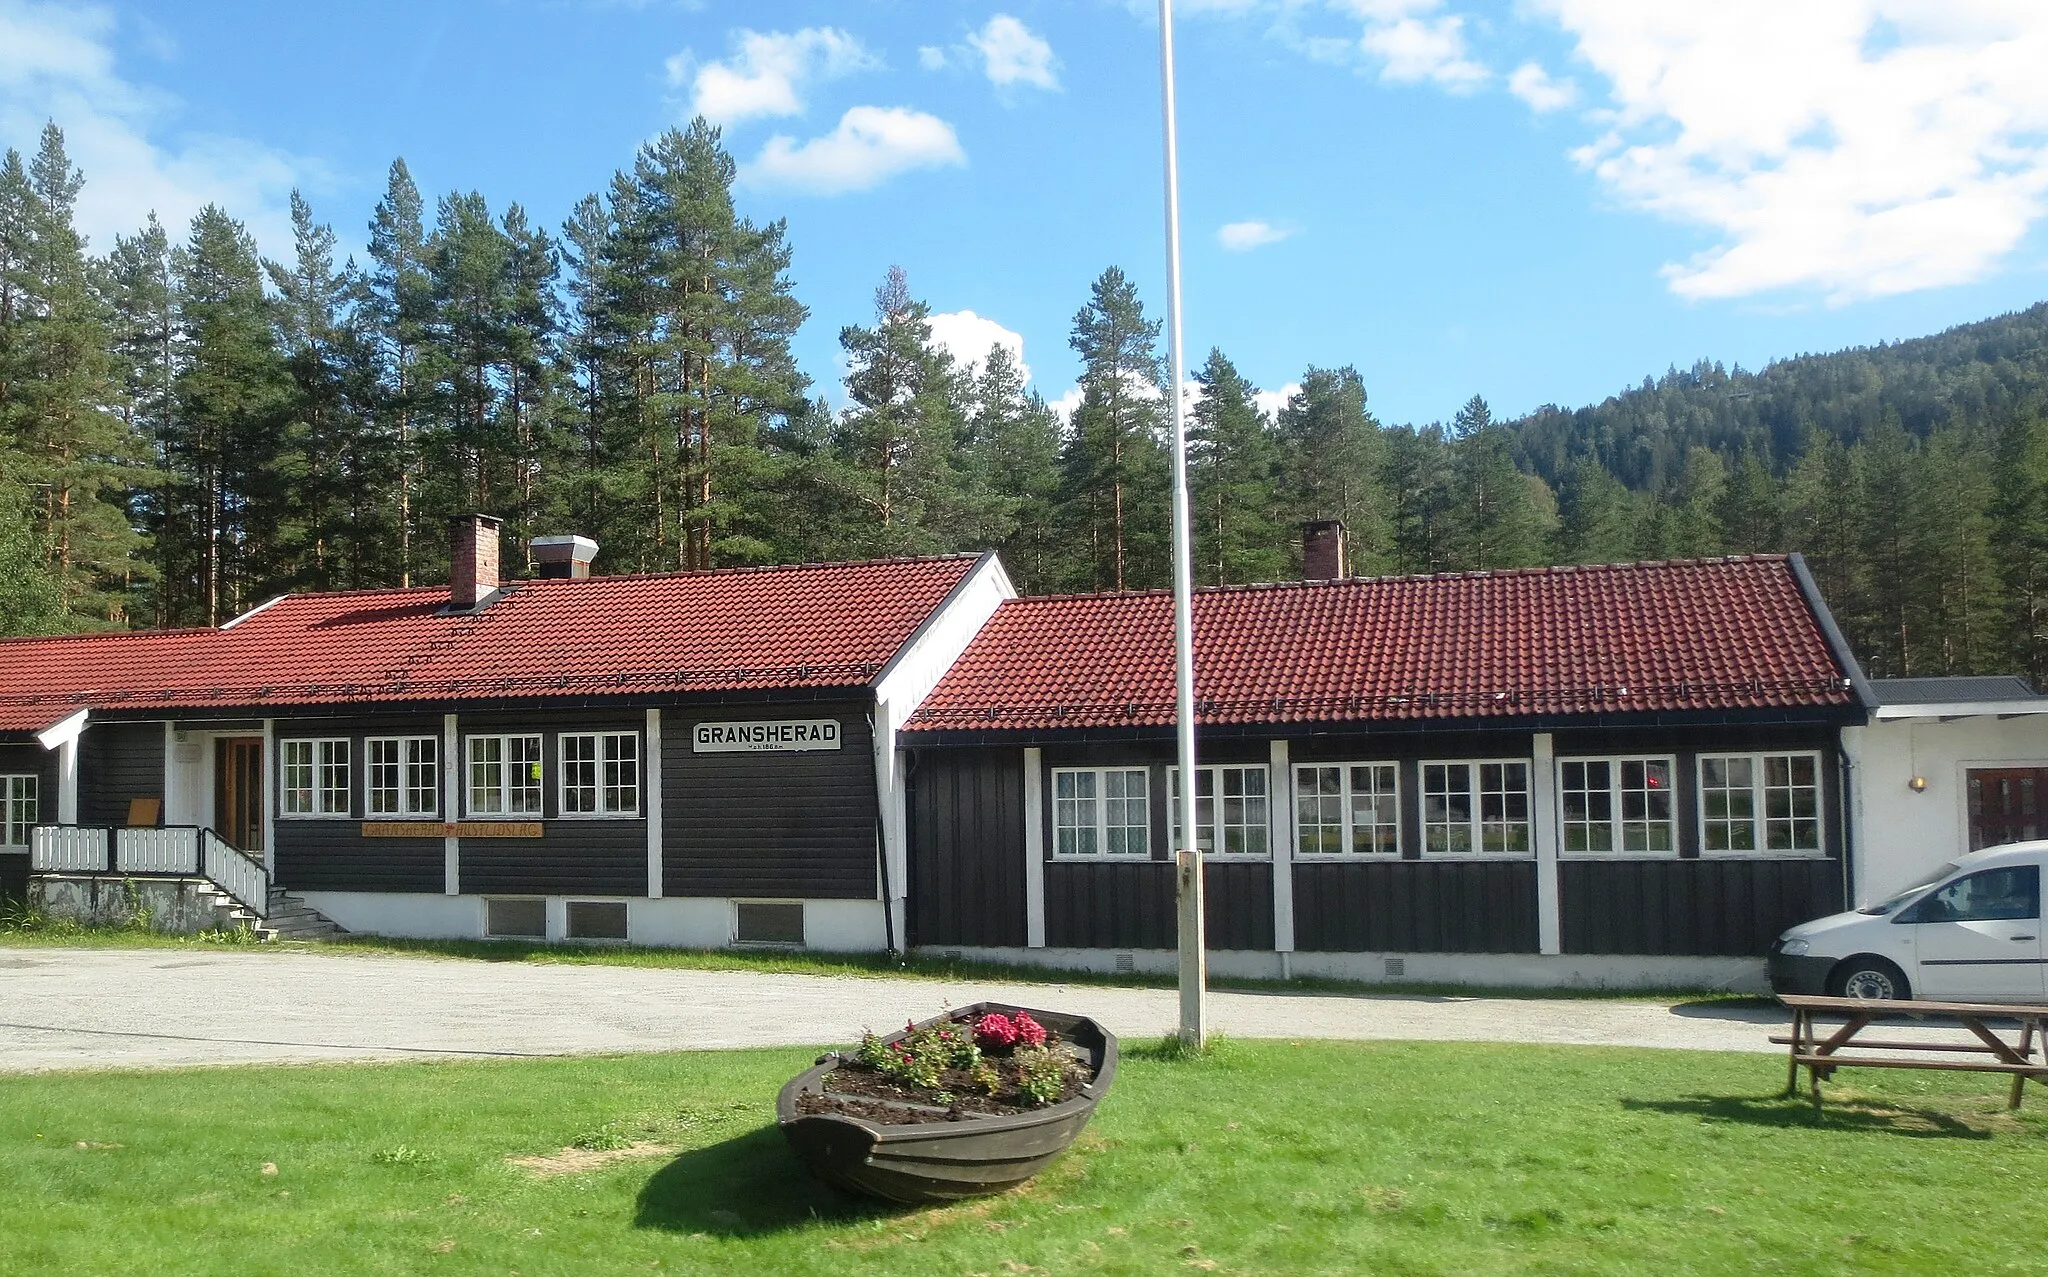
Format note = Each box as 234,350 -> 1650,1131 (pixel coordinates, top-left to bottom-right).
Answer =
1967,768 -> 2048,851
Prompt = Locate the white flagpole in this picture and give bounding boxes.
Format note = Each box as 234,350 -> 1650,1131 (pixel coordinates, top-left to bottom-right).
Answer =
1157,0 -> 1206,1048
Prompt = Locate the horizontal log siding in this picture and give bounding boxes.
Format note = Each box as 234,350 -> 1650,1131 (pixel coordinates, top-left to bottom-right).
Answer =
0,852 -> 25,906
1042,859 -> 1273,950
907,748 -> 1026,948
462,819 -> 647,896
1293,861 -> 1540,953
82,722 -> 164,828
1559,859 -> 1845,957
276,821 -> 443,894
664,703 -> 878,900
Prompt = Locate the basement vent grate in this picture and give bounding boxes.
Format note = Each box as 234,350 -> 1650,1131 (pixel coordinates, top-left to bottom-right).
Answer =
566,901 -> 629,942
1384,957 -> 1407,978
735,901 -> 805,946
1114,952 -> 1136,974
485,898 -> 546,940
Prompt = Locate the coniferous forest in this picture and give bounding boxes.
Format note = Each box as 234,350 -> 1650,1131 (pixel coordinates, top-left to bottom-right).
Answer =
7,118 -> 2048,683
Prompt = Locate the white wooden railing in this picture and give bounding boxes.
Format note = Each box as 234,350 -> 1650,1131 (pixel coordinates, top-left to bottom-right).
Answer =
115,826 -> 200,875
30,825 -> 268,917
32,825 -> 108,872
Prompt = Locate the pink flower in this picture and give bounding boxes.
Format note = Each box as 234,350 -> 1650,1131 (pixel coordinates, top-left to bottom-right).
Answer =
974,1013 -> 1020,1051
1013,1013 -> 1048,1048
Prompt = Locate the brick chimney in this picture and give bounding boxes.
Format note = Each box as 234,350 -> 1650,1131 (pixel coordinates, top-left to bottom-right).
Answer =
530,535 -> 598,580
1303,520 -> 1348,581
449,514 -> 503,610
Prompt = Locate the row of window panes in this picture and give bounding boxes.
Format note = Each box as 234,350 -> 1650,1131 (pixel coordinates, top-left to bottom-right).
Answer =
282,733 -> 639,818
1050,754 -> 1824,858
0,774 -> 37,846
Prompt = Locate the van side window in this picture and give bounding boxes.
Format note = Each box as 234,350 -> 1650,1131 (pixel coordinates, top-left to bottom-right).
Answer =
1903,866 -> 2040,924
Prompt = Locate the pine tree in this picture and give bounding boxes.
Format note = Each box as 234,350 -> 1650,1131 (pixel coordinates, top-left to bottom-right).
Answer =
1553,455 -> 1637,565
965,343 -> 1062,592
1188,347 -> 1283,584
1785,428 -> 1862,632
0,125 -> 152,624
1661,446 -> 1726,557
1275,366 -> 1390,574
1447,397 -> 1550,570
173,204 -> 292,624
1922,426 -> 1998,673
1716,450 -> 1781,553
1994,409 -> 2048,684
1062,267 -> 1168,591
104,214 -> 179,621
1384,425 -> 1456,574
366,160 -> 431,585
1854,415 -> 1933,675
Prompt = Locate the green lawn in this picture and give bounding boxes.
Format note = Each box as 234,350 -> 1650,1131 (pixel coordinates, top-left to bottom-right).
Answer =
4,1041 -> 2044,1276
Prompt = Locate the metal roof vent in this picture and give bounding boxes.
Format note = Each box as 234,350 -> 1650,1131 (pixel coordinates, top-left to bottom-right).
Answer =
531,535 -> 598,580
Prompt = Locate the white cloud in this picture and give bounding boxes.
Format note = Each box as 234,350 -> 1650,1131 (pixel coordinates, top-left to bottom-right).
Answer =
740,105 -> 966,196
1355,6 -> 1488,90
1507,61 -> 1576,113
1254,381 -> 1303,418
1218,219 -> 1293,250
1535,0 -> 2048,302
1047,385 -> 1085,425
673,27 -> 877,126
0,0 -> 312,256
917,45 -> 948,71
927,309 -> 1030,381
968,15 -> 1061,91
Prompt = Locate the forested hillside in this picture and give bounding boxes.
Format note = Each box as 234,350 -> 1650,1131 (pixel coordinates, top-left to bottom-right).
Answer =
4,116 -> 2048,683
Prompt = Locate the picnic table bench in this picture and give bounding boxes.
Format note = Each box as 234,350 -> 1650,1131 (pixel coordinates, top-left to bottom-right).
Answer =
1776,994 -> 2048,1114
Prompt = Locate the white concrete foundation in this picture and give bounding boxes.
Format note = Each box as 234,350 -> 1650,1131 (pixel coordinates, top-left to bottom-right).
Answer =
924,945 -> 1767,993
296,891 -> 889,952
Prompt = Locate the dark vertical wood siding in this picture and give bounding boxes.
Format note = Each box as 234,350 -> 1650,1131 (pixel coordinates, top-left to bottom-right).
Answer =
82,722 -> 164,827
277,822 -> 443,894
1559,859 -> 1845,956
1293,861 -> 1540,953
0,852 -> 26,906
1042,860 -> 1274,950
664,703 -> 878,899
907,748 -> 1026,947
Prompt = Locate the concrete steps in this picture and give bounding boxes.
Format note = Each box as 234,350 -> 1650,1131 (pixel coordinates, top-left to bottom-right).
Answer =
196,884 -> 348,941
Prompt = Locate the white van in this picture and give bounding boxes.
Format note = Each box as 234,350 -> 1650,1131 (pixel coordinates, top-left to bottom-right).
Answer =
1769,841 -> 2047,1002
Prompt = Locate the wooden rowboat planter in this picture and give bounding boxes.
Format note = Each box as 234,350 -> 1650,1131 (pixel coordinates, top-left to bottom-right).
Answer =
776,1002 -> 1118,1204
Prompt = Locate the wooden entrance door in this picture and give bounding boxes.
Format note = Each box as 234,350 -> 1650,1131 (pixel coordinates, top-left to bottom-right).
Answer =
215,738 -> 264,852
1967,767 -> 2048,851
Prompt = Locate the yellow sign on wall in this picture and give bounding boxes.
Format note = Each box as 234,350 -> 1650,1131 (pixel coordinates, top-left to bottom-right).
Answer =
360,821 -> 544,839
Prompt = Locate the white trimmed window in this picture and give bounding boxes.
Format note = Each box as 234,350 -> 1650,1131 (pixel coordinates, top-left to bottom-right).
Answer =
282,739 -> 350,816
1294,763 -> 1400,856
561,732 -> 640,816
1422,760 -> 1531,856
1052,768 -> 1149,857
367,736 -> 439,818
1169,765 -> 1271,856
1558,757 -> 1677,855
1700,752 -> 1824,855
468,734 -> 543,816
0,774 -> 37,846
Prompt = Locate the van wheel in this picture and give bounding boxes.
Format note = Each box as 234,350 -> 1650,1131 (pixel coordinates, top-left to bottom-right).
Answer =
1828,957 -> 1909,1001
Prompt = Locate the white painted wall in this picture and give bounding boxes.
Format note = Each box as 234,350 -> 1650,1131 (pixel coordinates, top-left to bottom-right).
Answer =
299,891 -> 483,939
294,891 -> 890,951
1847,715 -> 2048,905
804,899 -> 888,951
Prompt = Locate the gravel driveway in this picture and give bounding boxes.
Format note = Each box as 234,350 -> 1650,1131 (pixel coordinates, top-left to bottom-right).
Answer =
0,946 -> 1808,1073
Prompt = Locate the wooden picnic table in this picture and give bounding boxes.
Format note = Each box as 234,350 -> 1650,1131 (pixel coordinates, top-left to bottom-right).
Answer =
1777,994 -> 2048,1114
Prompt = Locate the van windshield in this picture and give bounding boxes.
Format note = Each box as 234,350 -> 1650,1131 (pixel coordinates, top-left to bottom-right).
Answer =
1857,862 -> 1962,915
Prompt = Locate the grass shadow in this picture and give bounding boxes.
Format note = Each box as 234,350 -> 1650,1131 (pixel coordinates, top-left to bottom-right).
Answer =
633,1123 -> 908,1236
1622,1093 -> 2000,1139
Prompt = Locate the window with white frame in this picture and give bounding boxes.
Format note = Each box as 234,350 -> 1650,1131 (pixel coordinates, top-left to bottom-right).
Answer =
1052,767 -> 1149,857
0,774 -> 36,845
1558,757 -> 1676,855
1294,763 -> 1400,856
561,732 -> 640,816
1699,752 -> 1824,855
1169,765 -> 1271,856
1422,761 -> 1531,855
366,736 -> 439,817
468,734 -> 543,816
281,739 -> 350,816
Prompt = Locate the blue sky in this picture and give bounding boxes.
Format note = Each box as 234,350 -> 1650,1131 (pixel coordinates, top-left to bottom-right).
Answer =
6,1 -> 2048,426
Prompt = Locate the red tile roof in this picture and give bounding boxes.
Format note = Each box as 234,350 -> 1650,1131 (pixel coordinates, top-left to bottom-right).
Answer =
0,555 -> 981,734
904,556 -> 1857,734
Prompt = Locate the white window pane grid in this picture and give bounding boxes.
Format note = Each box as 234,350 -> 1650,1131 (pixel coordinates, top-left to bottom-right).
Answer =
2,774 -> 36,846
469,735 -> 543,816
367,737 -> 437,818
1424,761 -> 1531,857
283,739 -> 348,816
1053,768 -> 1148,857
562,733 -> 639,816
282,740 -> 314,815
1560,757 -> 1675,856
1170,766 -> 1269,856
1700,753 -> 1822,855
1294,763 -> 1398,856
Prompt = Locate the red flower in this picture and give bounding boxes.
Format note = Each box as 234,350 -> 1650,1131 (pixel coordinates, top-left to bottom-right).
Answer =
1012,1013 -> 1048,1048
974,1013 -> 1020,1051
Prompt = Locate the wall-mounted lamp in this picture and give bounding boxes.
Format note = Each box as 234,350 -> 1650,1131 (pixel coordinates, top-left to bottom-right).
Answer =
1909,776 -> 1929,793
